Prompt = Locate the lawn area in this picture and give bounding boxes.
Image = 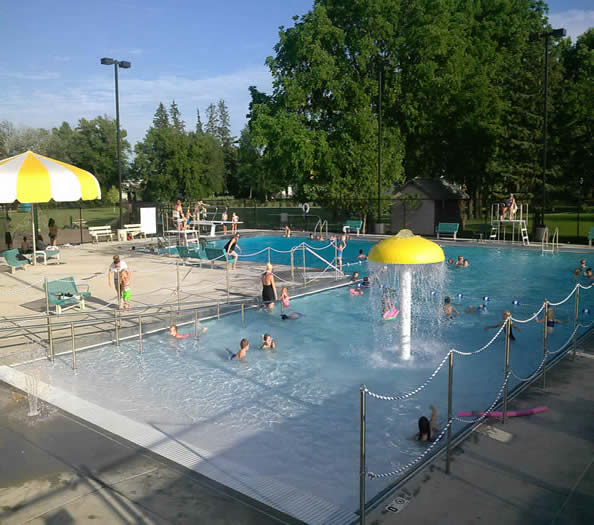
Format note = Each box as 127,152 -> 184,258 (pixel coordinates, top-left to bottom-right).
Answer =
464,210 -> 594,242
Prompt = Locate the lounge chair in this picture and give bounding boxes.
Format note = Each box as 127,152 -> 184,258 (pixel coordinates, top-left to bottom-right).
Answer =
44,277 -> 91,314
2,249 -> 29,273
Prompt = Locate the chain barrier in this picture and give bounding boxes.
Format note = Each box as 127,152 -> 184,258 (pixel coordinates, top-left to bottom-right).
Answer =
452,321 -> 507,356
365,351 -> 452,401
453,373 -> 510,423
545,325 -> 580,356
511,302 -> 546,324
509,354 -> 548,383
578,283 -> 593,290
548,284 -> 578,307
368,419 -> 453,480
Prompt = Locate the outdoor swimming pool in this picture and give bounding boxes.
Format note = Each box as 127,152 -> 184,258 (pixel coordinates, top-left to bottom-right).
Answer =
5,244 -> 593,524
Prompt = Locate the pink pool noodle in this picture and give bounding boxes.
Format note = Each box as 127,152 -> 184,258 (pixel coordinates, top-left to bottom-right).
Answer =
457,406 -> 548,418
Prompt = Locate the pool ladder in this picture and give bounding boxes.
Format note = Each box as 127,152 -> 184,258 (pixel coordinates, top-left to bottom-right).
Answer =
541,227 -> 559,254
313,218 -> 328,239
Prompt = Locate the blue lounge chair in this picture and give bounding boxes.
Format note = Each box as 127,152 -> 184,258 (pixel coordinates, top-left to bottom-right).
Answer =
44,277 -> 91,314
2,249 -> 29,273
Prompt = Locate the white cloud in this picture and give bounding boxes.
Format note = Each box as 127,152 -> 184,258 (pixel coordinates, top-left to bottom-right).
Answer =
548,9 -> 594,42
0,66 -> 273,146
53,55 -> 72,63
129,48 -> 143,56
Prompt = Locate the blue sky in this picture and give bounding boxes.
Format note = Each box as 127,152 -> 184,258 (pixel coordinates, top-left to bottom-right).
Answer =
1,0 -> 592,147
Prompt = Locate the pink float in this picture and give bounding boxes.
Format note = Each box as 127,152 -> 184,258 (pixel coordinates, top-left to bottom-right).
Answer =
382,307 -> 400,321
457,406 -> 548,418
349,288 -> 363,296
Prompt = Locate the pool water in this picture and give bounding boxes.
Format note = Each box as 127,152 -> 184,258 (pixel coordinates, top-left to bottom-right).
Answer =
213,234 -> 370,270
17,244 -> 593,523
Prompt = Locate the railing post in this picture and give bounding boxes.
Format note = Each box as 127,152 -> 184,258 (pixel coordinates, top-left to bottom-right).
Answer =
138,316 -> 143,354
302,243 -> 306,286
194,310 -> 198,337
446,350 -> 454,474
542,300 -> 549,388
217,301 -> 220,320
290,249 -> 295,280
116,269 -> 121,310
226,258 -> 230,303
573,286 -> 580,359
71,322 -> 76,370
267,246 -> 271,264
44,277 -> 49,315
115,310 -> 120,347
502,318 -> 511,423
176,261 -> 181,312
169,309 -> 173,327
48,320 -> 54,362
359,385 -> 367,525
241,303 -> 245,327
334,242 -> 338,281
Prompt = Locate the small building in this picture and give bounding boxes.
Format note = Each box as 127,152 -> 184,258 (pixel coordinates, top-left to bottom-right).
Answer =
391,178 -> 469,236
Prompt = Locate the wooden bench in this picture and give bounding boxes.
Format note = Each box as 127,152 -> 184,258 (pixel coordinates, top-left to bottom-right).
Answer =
588,226 -> 594,247
44,277 -> 91,314
89,225 -> 113,243
204,247 -> 228,269
343,220 -> 363,235
436,223 -> 459,240
2,249 -> 29,273
124,224 -> 146,239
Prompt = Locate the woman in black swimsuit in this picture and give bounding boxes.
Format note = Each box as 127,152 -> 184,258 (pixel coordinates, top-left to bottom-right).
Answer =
262,263 -> 277,311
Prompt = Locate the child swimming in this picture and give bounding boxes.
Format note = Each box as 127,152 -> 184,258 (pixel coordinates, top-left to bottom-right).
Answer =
280,287 -> 290,308
464,304 -> 487,314
443,297 -> 459,319
229,338 -> 249,361
485,310 -> 521,341
169,325 -> 190,339
260,333 -> 276,350
537,306 -> 567,334
281,312 -> 303,320
417,405 -> 439,442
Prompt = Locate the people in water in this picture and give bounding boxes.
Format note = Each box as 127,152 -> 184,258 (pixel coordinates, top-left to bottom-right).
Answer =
284,225 -> 291,237
485,310 -> 521,341
585,268 -> 593,281
357,249 -> 367,261
443,297 -> 459,319
351,271 -> 360,282
463,259 -> 470,267
262,263 -> 278,311
418,405 -> 439,442
169,324 -> 190,339
447,257 -> 454,265
230,338 -> 249,360
361,276 -> 370,288
455,256 -> 464,267
464,304 -> 487,314
281,312 -> 303,320
579,259 -> 587,271
537,307 -> 567,334
260,333 -> 276,350
280,287 -> 290,309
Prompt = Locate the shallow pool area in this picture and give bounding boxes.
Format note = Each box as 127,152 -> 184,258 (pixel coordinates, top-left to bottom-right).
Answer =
6,244 -> 593,524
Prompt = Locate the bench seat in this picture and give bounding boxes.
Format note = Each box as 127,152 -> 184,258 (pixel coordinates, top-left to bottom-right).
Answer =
436,223 -> 459,240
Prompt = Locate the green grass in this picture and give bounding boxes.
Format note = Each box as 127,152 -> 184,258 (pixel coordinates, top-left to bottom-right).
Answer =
7,207 -> 120,235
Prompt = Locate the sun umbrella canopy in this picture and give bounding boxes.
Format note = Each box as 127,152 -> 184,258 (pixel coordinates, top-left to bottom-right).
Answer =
0,151 -> 101,203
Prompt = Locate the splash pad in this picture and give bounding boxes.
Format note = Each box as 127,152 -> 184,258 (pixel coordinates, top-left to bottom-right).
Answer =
368,230 -> 445,360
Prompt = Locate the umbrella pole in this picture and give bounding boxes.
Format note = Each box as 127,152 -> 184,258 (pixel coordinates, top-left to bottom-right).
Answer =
31,204 -> 37,266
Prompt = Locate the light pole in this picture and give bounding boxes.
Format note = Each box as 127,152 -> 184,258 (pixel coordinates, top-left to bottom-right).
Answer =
536,28 -> 565,229
101,57 -> 131,228
377,60 -> 384,230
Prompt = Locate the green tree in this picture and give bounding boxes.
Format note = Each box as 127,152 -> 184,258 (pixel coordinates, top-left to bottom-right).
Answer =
170,100 -> 185,134
195,109 -> 204,134
205,104 -> 218,136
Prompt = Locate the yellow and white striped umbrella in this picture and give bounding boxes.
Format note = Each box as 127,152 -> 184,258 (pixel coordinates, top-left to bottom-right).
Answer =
0,150 -> 101,203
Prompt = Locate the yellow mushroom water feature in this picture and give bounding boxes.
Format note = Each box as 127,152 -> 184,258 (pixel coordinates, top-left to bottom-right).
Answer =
368,229 -> 445,360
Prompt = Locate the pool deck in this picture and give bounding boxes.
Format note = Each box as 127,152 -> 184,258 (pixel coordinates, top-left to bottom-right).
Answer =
1,232 -> 593,524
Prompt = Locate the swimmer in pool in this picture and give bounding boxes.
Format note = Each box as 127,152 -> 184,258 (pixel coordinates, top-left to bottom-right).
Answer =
463,259 -> 470,267
537,307 -> 568,334
455,256 -> 464,267
447,258 -> 454,265
281,312 -> 303,320
485,310 -> 521,341
280,287 -> 290,309
169,325 -> 190,339
418,405 -> 439,442
465,304 -> 487,314
443,297 -> 459,319
260,333 -> 276,350
361,276 -> 370,288
229,338 -> 249,361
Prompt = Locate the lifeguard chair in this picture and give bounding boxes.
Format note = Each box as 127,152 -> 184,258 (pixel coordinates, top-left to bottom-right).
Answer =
490,202 -> 530,245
